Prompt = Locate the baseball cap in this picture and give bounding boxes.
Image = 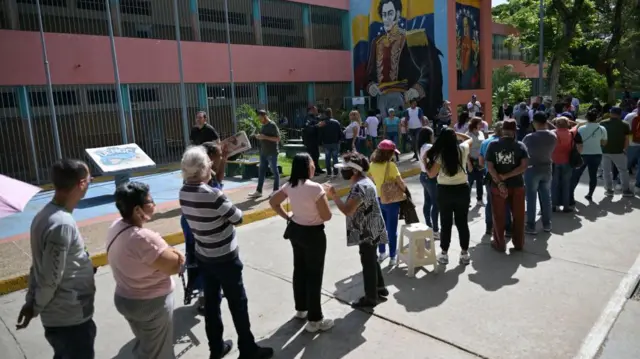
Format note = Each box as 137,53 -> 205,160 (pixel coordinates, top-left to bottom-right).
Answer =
610,106 -> 622,115
503,119 -> 517,131
257,109 -> 267,116
377,139 -> 401,154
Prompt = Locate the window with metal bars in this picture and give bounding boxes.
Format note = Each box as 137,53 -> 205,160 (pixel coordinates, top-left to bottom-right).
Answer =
28,90 -> 79,107
16,0 -> 67,6
0,92 -> 17,109
120,0 -> 151,16
198,8 -> 246,25
130,88 -> 159,103
76,0 -> 107,12
87,89 -> 117,105
261,16 -> 293,30
310,6 -> 346,50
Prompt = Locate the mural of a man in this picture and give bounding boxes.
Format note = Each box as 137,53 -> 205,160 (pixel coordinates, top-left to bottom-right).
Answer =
366,0 -> 443,118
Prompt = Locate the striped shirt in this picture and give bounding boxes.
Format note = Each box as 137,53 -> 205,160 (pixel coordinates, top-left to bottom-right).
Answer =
179,183 -> 243,262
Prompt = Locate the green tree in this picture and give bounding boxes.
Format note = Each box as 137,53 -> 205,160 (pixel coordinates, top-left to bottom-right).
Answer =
491,65 -> 524,118
236,104 -> 287,143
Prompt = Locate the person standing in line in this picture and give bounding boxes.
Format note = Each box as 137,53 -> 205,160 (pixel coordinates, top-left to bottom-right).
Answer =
369,140 -> 407,266
319,108 -> 342,179
383,108 -> 401,161
249,110 -> 281,199
425,128 -> 473,265
485,119 -> 529,252
418,126 -> 440,238
435,100 -> 452,136
454,111 -> 470,134
326,152 -> 389,308
551,117 -> 583,212
344,110 -> 362,153
479,121 -> 512,236
365,109 -> 380,149
400,115 -> 409,153
180,146 -> 274,359
407,98 -> 427,161
624,112 -> 640,193
17,159 -> 96,358
466,117 -> 486,206
302,106 -> 324,176
523,112 -> 557,234
467,94 -> 481,117
269,153 -> 334,333
108,182 -> 185,359
600,107 -> 634,197
190,111 -> 220,145
572,109 -> 608,202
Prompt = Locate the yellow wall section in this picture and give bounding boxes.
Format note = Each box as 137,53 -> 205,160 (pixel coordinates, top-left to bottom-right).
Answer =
456,0 -> 481,8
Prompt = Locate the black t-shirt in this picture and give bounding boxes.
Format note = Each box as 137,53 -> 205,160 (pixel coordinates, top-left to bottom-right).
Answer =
190,123 -> 219,145
486,137 -> 529,188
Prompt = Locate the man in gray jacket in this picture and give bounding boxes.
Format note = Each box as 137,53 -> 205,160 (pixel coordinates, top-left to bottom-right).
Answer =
16,159 -> 96,358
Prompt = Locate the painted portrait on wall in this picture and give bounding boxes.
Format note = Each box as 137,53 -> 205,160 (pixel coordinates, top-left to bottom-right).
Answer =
352,0 -> 443,117
456,1 -> 481,90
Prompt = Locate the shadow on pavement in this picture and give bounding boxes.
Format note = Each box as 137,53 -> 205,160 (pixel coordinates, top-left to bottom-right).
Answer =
77,194 -> 115,209
256,309 -> 372,359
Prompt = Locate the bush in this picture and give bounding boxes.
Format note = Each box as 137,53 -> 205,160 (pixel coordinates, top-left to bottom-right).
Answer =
236,104 -> 287,147
558,64 -> 608,103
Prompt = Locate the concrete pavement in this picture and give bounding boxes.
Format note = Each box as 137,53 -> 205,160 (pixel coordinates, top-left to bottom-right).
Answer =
1,177 -> 640,359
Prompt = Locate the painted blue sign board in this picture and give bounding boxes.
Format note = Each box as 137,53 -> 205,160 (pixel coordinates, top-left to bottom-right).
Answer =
85,143 -> 156,176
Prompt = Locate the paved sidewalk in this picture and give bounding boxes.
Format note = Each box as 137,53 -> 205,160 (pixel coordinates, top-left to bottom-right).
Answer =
1,177 -> 639,359
0,155 -> 419,286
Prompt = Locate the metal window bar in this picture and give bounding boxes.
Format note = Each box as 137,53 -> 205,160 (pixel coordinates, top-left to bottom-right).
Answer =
15,0 -> 111,36
260,0 -> 303,48
199,0 -> 254,45
265,83 -> 307,141
309,5 -> 346,51
120,0 -> 193,41
0,87 -> 37,183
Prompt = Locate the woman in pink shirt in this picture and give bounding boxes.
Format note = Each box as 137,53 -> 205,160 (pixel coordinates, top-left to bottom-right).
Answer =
107,182 -> 185,359
269,153 -> 333,333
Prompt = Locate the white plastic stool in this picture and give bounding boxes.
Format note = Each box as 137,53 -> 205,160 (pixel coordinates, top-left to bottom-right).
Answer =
397,223 -> 437,277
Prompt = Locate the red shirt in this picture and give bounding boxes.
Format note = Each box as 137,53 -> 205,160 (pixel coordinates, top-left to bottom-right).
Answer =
552,128 -> 574,164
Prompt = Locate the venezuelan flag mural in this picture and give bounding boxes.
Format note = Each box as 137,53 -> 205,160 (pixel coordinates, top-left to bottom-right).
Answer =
351,0 -> 443,117
456,0 -> 481,90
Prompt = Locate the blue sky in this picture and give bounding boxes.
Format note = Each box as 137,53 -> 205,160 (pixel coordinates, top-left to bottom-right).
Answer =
493,0 -> 509,6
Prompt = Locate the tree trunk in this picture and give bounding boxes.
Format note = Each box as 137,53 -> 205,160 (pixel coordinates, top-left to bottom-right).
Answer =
605,65 -> 617,103
548,54 -> 563,102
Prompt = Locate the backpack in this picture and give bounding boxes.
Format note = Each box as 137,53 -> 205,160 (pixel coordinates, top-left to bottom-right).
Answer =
632,115 -> 640,143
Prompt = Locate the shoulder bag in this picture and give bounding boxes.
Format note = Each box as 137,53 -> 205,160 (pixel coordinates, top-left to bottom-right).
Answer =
106,224 -> 135,254
380,162 -> 406,204
569,131 -> 583,168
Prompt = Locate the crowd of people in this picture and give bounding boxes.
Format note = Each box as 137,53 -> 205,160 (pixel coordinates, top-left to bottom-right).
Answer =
15,94 -> 640,359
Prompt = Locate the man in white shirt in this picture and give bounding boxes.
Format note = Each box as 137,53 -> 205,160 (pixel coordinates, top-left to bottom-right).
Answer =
406,99 -> 427,160
467,94 -> 481,117
365,111 -> 380,148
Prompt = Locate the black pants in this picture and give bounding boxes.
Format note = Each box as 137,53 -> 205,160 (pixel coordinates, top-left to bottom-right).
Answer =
199,256 -> 259,358
306,145 -> 322,173
437,183 -> 471,252
359,242 -> 385,301
467,162 -> 484,201
44,319 -> 96,359
409,128 -> 421,159
289,222 -> 326,322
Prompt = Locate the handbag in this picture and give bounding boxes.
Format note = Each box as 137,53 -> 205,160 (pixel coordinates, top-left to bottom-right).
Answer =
380,162 -> 406,204
569,131 -> 583,168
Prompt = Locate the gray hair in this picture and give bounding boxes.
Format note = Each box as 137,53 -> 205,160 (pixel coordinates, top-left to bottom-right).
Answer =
181,146 -> 211,182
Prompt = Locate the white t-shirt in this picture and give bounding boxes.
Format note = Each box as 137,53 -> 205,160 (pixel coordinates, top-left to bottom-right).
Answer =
467,101 -> 481,117
419,143 -> 432,173
436,142 -> 470,185
481,121 -> 489,133
572,98 -> 580,108
365,116 -> 379,137
407,107 -> 423,129
344,121 -> 360,139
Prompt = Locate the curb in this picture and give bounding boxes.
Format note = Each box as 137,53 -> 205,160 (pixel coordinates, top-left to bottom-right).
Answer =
0,167 -> 421,296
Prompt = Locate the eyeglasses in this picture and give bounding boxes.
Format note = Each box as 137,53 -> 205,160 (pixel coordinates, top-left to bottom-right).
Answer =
143,199 -> 155,206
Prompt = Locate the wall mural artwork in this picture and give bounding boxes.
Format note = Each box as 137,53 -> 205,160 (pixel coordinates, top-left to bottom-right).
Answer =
351,0 -> 443,117
456,1 -> 481,90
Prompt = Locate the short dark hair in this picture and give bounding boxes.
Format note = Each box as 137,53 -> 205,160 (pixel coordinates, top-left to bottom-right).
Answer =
324,108 -> 333,118
51,159 -> 89,191
378,0 -> 402,18
586,108 -> 599,122
288,153 -> 312,188
342,151 -> 370,173
114,181 -> 150,220
202,142 -> 221,158
532,111 -> 547,124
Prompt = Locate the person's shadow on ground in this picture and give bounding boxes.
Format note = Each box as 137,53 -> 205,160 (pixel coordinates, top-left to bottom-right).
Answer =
111,305 -> 202,359
256,309 -> 372,359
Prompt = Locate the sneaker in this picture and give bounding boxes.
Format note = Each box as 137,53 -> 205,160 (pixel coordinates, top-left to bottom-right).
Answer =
459,252 -> 471,265
437,252 -> 449,265
209,340 -> 233,359
525,227 -> 537,235
351,296 -> 378,309
304,318 -> 334,333
294,311 -> 308,319
248,191 -> 262,199
636,187 -> 640,195
552,206 -> 559,213
585,194 -> 593,201
562,207 -> 574,213
389,257 -> 397,266
378,252 -> 389,263
623,190 -> 635,197
605,189 -> 614,197
543,226 -> 552,233
485,228 -> 492,236
433,232 -> 440,240
238,347 -> 274,359
476,199 -> 483,206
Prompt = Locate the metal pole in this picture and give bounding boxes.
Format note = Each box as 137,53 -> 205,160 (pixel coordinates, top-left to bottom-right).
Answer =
35,0 -> 62,160
538,0 -> 544,96
224,0 -> 238,133
173,0 -> 190,146
105,0 -> 128,144
20,87 -> 42,184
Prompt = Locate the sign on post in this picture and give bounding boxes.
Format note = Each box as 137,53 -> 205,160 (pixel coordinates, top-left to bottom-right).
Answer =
85,144 -> 156,176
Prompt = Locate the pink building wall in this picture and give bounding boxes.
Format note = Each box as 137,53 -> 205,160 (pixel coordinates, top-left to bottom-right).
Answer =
0,30 -> 352,86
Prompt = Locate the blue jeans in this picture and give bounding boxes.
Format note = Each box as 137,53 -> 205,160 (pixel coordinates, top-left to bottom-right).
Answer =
467,163 -> 484,201
572,154 -> 602,199
199,256 -> 259,358
552,163 -> 573,208
419,173 -> 439,232
378,200 -> 400,258
525,168 -> 552,229
386,132 -> 399,147
626,146 -> 640,188
44,319 -> 96,359
485,183 -> 512,230
257,153 -> 279,193
324,143 -> 339,175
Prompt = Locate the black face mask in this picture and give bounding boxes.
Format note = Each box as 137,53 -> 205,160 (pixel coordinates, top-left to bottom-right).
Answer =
340,169 -> 354,180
